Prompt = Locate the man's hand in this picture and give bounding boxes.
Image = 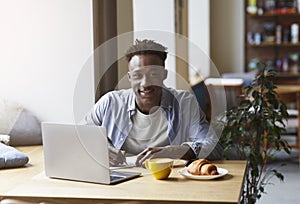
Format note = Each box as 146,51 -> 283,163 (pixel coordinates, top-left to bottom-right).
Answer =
108,146 -> 126,166
135,145 -> 196,167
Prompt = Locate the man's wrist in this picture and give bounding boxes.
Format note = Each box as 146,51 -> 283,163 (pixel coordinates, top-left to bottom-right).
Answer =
181,146 -> 196,160
181,144 -> 197,160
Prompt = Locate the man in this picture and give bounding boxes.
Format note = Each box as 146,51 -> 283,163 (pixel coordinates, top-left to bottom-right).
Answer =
83,39 -> 223,166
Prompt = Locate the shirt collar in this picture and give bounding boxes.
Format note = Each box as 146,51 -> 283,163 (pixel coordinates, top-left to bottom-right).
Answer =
127,89 -> 136,114
127,86 -> 175,115
160,87 -> 175,112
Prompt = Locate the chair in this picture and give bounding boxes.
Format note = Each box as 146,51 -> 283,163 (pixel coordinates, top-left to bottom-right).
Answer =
190,77 -> 244,122
276,87 -> 300,163
191,80 -> 211,121
204,78 -> 244,117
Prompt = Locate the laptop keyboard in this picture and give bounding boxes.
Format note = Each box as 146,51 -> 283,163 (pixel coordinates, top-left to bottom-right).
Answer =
110,161 -> 135,170
110,175 -> 125,182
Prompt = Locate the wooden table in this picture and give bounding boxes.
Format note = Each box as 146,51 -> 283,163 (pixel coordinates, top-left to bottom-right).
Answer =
0,146 -> 247,204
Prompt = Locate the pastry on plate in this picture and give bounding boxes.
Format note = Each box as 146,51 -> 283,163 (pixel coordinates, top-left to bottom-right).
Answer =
187,159 -> 218,175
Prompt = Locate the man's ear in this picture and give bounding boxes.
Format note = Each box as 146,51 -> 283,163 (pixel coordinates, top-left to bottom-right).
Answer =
127,71 -> 131,81
163,69 -> 168,80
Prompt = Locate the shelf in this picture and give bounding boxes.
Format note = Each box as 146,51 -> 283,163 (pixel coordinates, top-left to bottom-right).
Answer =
273,73 -> 300,85
247,13 -> 300,17
248,42 -> 300,47
245,0 -> 300,84
275,72 -> 300,77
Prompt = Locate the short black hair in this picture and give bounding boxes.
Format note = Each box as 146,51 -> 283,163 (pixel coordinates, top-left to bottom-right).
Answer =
125,39 -> 168,63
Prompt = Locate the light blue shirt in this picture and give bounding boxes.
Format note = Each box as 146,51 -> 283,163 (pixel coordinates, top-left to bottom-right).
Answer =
83,87 -> 223,160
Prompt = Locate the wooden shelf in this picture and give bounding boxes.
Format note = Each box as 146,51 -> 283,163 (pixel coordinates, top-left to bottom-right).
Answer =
248,42 -> 300,47
247,13 -> 300,17
275,72 -> 300,77
245,0 -> 300,85
273,73 -> 300,85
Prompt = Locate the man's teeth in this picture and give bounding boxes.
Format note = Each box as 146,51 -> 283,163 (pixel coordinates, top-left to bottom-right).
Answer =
141,89 -> 152,93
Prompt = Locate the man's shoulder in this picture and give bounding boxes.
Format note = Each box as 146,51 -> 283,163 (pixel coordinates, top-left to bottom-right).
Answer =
165,87 -> 194,99
97,89 -> 134,104
164,88 -> 199,109
105,89 -> 133,98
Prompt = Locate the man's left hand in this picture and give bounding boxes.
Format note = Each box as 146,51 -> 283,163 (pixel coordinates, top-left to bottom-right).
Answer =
135,145 -> 195,167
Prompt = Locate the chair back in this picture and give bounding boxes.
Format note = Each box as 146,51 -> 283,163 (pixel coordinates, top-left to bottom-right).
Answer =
204,78 -> 244,111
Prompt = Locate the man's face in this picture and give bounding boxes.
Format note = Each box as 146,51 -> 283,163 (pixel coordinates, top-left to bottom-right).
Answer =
128,54 -> 167,113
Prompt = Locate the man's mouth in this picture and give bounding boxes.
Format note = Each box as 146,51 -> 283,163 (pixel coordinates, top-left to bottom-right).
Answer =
139,88 -> 155,96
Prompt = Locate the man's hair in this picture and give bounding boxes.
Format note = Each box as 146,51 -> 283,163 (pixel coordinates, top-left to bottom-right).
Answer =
125,39 -> 168,63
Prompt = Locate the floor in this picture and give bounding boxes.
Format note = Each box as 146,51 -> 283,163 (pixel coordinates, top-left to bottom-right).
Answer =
257,147 -> 300,204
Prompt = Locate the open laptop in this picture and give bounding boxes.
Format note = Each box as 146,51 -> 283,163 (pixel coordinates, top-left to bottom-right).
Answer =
41,122 -> 141,184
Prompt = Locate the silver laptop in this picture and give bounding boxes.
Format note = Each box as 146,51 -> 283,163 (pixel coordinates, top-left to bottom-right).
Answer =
41,122 -> 141,184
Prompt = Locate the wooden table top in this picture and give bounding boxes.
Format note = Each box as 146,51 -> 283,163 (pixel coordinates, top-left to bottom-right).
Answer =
0,146 -> 247,204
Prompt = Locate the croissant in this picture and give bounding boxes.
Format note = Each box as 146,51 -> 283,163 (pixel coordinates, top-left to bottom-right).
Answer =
187,159 -> 219,175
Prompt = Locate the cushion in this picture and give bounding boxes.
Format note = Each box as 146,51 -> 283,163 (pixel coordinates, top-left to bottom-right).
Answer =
0,98 -> 42,146
222,71 -> 256,86
0,142 -> 29,168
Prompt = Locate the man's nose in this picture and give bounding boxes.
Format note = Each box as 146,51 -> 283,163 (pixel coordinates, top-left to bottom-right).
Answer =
141,75 -> 152,87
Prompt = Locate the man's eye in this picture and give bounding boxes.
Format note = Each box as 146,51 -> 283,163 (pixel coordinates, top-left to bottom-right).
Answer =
150,72 -> 160,77
132,73 -> 142,79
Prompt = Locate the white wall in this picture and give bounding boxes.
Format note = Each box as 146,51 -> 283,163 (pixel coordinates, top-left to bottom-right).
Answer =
132,0 -> 212,85
132,0 -> 176,88
0,0 -> 94,122
116,0 -> 133,90
210,0 -> 244,74
188,0 -> 210,79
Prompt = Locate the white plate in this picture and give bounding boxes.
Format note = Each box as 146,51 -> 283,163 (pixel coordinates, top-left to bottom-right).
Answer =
173,159 -> 188,167
178,167 -> 228,180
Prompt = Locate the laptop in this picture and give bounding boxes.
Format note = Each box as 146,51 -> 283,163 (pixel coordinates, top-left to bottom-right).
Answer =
41,122 -> 141,184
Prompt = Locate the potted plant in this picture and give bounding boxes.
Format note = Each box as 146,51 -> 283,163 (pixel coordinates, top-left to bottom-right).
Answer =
218,68 -> 291,204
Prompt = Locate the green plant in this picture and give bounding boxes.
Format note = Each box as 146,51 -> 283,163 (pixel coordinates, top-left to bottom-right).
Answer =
219,69 -> 291,204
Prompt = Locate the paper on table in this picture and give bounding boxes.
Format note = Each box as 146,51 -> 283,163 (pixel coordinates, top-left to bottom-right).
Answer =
110,155 -> 137,170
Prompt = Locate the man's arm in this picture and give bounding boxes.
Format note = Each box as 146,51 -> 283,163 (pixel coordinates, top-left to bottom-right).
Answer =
135,145 -> 196,166
80,94 -> 127,165
107,141 -> 126,166
184,94 -> 223,161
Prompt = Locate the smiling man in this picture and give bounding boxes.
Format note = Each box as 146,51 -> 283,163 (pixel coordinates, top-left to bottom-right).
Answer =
83,39 -> 223,166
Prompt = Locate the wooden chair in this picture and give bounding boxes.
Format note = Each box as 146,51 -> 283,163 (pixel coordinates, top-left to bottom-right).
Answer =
204,78 -> 244,116
276,86 -> 300,163
191,79 -> 211,122
190,77 -> 244,123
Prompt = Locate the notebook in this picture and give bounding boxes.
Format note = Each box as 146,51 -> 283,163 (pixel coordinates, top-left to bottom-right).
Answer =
41,122 -> 141,184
